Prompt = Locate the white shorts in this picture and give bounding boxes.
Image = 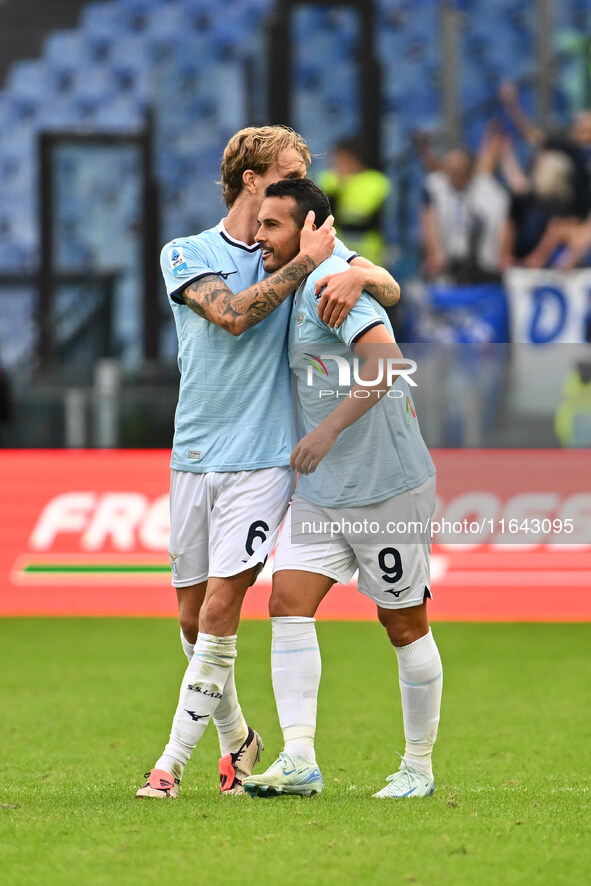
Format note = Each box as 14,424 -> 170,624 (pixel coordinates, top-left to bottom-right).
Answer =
169,466 -> 293,587
273,476 -> 435,610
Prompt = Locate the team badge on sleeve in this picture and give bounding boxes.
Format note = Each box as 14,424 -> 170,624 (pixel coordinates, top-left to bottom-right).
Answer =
168,247 -> 188,277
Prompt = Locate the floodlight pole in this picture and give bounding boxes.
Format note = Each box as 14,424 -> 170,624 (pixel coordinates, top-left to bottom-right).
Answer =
535,0 -> 555,131
440,2 -> 463,150
268,0 -> 382,168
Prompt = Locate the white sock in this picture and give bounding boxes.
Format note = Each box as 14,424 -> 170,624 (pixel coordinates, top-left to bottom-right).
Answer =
271,616 -> 320,763
181,629 -> 247,756
156,632 -> 237,780
212,664 -> 248,757
395,629 -> 442,779
180,628 -> 194,663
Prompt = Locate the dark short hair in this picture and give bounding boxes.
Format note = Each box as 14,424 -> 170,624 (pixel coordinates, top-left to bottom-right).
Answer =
264,178 -> 331,229
332,137 -> 366,163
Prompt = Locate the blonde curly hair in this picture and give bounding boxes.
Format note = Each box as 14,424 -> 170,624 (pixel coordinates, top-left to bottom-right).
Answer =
220,125 -> 310,208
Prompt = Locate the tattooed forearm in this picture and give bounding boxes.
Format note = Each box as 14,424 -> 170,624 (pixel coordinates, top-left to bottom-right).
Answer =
363,277 -> 399,306
366,281 -> 396,306
232,256 -> 315,318
183,256 -> 316,334
183,292 -> 211,320
183,278 -> 240,327
349,259 -> 400,307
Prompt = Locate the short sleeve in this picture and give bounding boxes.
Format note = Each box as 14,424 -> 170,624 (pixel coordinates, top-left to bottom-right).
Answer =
331,294 -> 386,348
304,257 -> 387,348
333,237 -> 359,264
160,237 -> 220,304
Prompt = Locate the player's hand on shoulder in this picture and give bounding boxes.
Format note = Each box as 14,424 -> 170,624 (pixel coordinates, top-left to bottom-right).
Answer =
316,263 -> 365,328
290,426 -> 338,475
298,211 -> 336,271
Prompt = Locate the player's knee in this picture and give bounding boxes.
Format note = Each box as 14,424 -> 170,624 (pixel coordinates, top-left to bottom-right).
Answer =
199,593 -> 241,634
178,609 -> 199,644
378,612 -> 420,647
385,624 -> 417,647
268,592 -> 293,617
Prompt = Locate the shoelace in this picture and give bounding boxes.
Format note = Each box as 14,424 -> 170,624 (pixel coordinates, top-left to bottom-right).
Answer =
385,757 -> 414,789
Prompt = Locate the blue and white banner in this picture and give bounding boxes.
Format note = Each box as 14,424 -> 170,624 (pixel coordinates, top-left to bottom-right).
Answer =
505,269 -> 590,344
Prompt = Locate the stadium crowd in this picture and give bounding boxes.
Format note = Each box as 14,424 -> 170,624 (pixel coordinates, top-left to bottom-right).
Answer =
407,83 -> 591,286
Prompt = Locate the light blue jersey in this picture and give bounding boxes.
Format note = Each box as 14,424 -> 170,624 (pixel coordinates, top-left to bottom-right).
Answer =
161,221 -> 356,473
289,255 -> 435,507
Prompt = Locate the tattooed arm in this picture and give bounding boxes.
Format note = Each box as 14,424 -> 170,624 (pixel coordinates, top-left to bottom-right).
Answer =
350,257 -> 400,306
183,255 -> 316,335
182,212 -> 336,336
314,257 -> 400,328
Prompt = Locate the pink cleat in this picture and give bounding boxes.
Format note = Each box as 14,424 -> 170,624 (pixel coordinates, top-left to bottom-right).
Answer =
136,768 -> 180,799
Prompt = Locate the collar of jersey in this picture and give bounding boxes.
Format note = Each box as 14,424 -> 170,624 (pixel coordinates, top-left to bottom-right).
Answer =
217,219 -> 261,253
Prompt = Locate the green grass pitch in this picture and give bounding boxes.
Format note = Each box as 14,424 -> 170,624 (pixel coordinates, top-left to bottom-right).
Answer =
1,618 -> 589,886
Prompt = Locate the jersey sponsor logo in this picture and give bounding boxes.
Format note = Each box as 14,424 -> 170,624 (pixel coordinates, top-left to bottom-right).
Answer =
168,247 -> 188,277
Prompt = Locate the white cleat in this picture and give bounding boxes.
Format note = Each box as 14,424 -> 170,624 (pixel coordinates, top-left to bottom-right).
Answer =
219,726 -> 264,795
372,759 -> 434,798
243,751 -> 324,798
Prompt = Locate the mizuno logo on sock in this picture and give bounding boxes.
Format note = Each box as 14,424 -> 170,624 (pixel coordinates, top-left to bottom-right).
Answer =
184,710 -> 207,721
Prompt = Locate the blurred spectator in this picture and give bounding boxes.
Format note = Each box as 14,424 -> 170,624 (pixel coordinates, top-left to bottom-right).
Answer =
318,138 -> 391,266
499,82 -> 591,269
499,81 -> 591,169
554,358 -> 591,447
499,141 -> 584,269
419,127 -> 509,283
522,214 -> 591,271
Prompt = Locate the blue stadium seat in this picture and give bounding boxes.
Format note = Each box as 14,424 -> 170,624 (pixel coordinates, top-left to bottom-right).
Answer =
71,67 -> 116,104
0,286 -> 37,371
80,1 -> 122,36
118,0 -> 160,33
92,95 -> 147,129
0,187 -> 37,250
43,29 -> 87,69
0,130 -> 35,196
0,0 -> 548,293
108,35 -> 151,94
79,4 -> 121,61
6,59 -> 48,98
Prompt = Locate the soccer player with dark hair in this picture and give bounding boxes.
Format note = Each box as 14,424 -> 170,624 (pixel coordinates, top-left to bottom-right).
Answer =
243,178 -> 442,800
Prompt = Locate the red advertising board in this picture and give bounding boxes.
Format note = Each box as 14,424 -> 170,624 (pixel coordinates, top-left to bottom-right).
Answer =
1,449 -> 590,619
